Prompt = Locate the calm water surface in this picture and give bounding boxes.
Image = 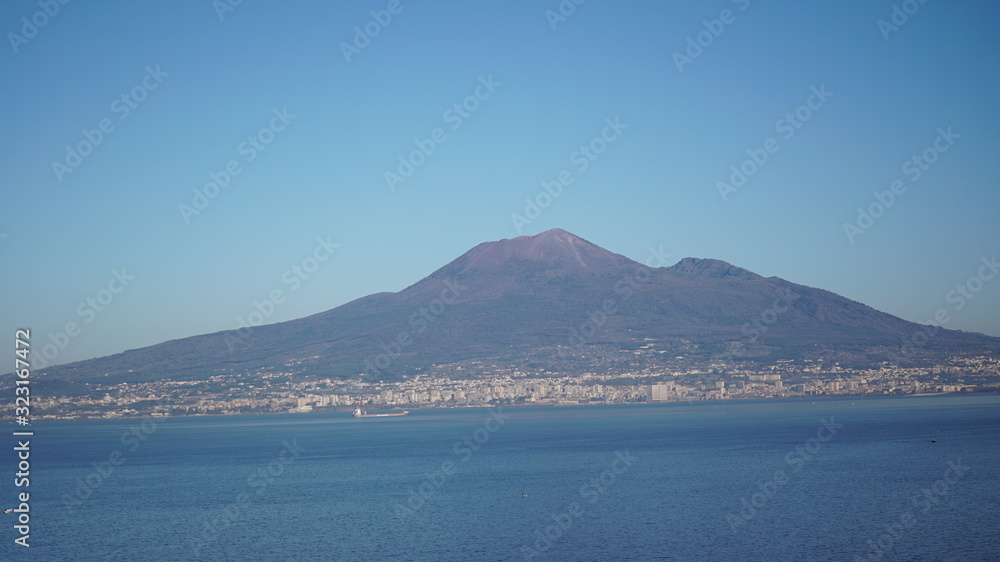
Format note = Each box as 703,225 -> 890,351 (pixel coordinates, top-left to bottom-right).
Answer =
3,395 -> 998,561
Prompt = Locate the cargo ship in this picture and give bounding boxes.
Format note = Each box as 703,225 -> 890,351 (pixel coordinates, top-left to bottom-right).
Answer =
353,407 -> 409,418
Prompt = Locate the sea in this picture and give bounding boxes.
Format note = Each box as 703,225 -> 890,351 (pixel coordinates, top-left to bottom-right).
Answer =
3,394 -> 999,561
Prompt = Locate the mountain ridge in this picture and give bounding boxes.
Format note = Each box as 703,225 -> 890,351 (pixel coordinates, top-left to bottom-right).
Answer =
30,229 -> 1000,384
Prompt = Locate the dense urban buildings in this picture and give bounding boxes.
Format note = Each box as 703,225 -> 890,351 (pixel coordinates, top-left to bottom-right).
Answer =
30,354 -> 1000,419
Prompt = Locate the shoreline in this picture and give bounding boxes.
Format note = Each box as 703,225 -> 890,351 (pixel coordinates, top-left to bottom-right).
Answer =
13,390 -> 999,422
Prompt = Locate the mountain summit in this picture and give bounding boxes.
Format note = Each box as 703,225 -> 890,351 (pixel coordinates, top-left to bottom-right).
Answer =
454,228 -> 636,271
667,257 -> 762,280
35,229 -> 1000,383
406,229 -> 639,299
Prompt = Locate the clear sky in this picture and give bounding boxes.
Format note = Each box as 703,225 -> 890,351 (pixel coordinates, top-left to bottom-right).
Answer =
2,0 -> 998,369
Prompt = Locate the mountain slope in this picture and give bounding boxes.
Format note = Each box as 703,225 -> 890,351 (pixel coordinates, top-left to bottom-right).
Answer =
36,229 -> 1000,383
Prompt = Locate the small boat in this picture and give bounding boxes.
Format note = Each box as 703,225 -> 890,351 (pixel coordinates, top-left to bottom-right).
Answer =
353,407 -> 409,418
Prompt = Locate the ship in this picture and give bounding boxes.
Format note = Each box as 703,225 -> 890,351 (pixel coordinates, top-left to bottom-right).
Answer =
353,407 -> 409,418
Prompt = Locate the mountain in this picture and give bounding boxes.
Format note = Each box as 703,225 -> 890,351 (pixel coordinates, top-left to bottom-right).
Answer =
34,229 -> 1000,384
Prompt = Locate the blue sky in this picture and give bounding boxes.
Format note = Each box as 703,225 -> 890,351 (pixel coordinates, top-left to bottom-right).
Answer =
2,0 -> 998,368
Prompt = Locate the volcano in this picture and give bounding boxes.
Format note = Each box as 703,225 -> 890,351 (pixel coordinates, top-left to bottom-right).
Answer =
34,229 -> 1000,383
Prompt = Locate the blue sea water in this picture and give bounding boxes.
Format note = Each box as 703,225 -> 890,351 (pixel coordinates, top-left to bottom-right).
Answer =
2,395 -> 999,561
